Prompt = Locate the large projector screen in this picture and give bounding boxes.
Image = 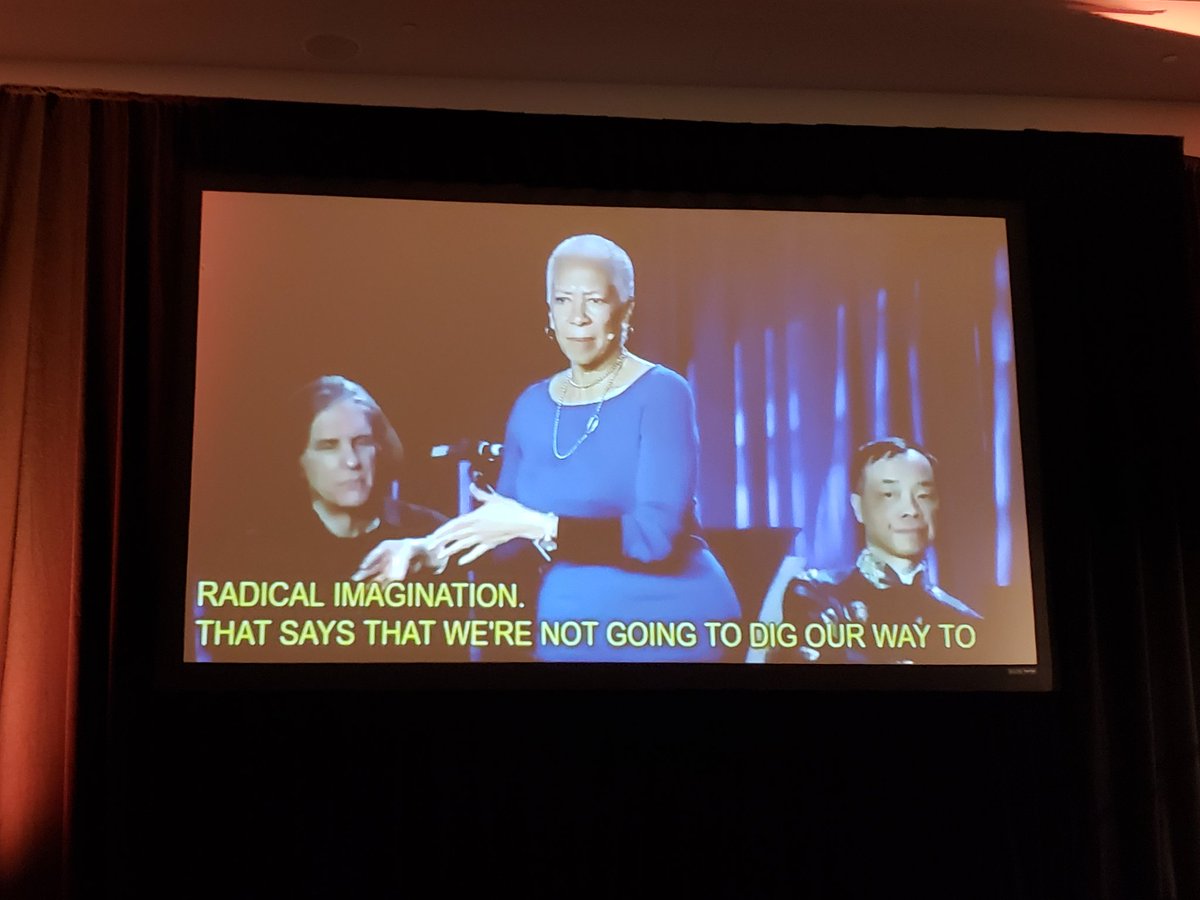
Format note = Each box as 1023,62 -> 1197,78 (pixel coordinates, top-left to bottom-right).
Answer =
183,190 -> 1046,686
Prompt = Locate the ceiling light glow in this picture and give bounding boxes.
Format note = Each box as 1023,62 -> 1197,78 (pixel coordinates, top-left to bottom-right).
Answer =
1075,0 -> 1200,40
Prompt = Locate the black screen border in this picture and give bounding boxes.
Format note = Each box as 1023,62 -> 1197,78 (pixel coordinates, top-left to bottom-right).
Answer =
159,157 -> 1052,692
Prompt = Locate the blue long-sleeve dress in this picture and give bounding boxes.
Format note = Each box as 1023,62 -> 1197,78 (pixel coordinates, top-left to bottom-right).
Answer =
497,364 -> 740,661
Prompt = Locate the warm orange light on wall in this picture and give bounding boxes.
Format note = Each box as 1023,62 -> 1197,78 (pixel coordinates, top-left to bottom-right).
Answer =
1077,1 -> 1200,39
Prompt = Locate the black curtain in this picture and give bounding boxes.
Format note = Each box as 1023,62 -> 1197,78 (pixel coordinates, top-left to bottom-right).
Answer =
1,86 -> 1198,898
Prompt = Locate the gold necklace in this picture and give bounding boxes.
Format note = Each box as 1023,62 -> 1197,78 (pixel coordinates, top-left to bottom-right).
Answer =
567,353 -> 625,390
553,354 -> 626,460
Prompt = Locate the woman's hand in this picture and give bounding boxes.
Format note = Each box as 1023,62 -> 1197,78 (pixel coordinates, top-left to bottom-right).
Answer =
352,537 -> 446,583
429,483 -> 548,566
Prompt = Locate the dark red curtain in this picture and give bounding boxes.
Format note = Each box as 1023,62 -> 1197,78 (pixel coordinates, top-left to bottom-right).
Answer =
0,87 -> 91,899
0,86 -> 183,899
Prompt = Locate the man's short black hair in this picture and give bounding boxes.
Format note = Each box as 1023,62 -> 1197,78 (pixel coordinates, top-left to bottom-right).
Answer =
852,437 -> 938,493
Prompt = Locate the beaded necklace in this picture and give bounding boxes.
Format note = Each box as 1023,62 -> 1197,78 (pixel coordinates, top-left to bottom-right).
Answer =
552,354 -> 626,460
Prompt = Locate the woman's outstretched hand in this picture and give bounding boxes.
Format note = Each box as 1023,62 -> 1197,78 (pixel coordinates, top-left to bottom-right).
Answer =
429,483 -> 547,566
352,537 -> 447,583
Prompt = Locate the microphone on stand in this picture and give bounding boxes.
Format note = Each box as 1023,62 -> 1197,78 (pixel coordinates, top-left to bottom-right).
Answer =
430,440 -> 504,514
430,439 -> 504,462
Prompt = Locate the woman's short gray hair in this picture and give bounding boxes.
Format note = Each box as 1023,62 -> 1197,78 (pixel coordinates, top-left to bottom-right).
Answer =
545,234 -> 635,306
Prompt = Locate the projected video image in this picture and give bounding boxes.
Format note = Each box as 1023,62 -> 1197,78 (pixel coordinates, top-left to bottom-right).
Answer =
185,193 -> 1038,666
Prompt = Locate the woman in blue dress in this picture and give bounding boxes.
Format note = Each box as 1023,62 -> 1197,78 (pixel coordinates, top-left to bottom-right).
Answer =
430,234 -> 741,662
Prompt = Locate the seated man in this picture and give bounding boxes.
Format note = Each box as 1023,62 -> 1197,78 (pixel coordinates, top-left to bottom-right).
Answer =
768,437 -> 981,664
